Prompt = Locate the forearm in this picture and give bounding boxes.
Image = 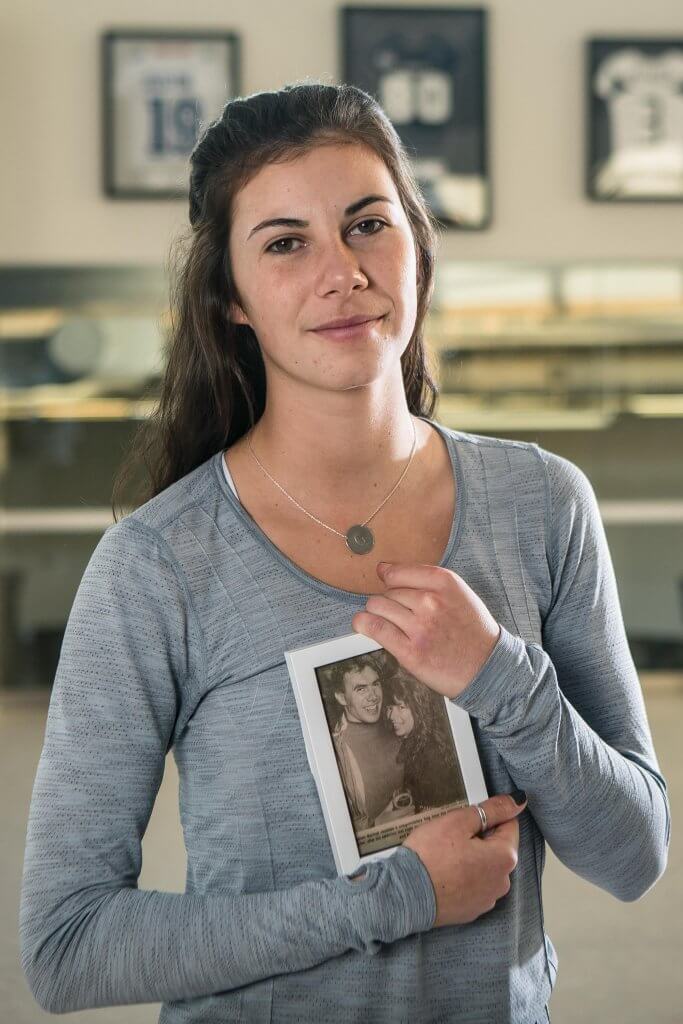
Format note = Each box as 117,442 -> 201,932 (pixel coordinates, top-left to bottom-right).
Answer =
452,627 -> 670,901
20,846 -> 435,1013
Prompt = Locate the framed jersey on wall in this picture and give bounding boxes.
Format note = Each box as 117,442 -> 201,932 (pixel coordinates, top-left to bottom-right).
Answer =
102,29 -> 241,199
341,6 -> 490,230
587,37 -> 683,202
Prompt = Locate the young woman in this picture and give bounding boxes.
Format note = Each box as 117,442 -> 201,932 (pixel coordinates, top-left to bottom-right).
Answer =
384,672 -> 467,813
20,83 -> 669,1024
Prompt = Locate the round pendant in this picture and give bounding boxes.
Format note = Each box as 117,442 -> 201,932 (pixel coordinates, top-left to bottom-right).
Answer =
346,524 -> 374,555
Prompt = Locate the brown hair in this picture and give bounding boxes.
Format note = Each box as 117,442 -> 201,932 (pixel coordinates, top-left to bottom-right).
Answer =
384,672 -> 457,769
112,81 -> 441,521
329,654 -> 384,701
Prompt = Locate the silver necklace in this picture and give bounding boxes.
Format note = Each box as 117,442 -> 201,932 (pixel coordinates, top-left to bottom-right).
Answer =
246,418 -> 418,555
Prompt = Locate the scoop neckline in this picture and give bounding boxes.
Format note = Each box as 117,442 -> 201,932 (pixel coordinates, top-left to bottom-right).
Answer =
211,415 -> 467,605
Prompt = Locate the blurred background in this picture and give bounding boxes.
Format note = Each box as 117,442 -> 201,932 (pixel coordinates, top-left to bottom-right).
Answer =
1,1 -> 681,1022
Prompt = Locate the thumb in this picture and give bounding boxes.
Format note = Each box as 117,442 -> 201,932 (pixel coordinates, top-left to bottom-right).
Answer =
467,791 -> 527,836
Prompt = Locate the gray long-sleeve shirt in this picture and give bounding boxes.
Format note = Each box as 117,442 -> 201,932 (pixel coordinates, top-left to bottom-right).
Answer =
19,419 -> 670,1023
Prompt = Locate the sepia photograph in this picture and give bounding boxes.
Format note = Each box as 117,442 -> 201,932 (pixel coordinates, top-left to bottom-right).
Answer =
285,630 -> 487,873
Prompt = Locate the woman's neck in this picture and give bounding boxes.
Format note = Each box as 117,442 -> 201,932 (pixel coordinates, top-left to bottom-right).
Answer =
246,407 -> 422,497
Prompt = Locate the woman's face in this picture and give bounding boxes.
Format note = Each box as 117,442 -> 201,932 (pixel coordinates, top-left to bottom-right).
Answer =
227,141 -> 418,398
387,699 -> 415,738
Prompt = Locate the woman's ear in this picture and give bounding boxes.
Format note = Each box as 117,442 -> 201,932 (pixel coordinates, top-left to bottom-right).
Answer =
229,301 -> 251,326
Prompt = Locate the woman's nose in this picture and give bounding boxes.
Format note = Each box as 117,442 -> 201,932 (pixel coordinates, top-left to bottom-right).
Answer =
315,240 -> 368,295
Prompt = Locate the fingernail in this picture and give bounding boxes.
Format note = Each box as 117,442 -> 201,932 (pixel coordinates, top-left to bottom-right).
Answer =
510,789 -> 527,805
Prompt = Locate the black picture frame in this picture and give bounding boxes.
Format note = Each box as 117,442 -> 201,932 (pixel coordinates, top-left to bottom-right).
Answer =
102,29 -> 241,200
586,37 -> 683,202
340,6 -> 490,230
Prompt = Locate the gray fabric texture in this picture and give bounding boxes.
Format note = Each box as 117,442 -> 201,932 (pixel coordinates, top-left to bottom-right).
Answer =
19,419 -> 670,1023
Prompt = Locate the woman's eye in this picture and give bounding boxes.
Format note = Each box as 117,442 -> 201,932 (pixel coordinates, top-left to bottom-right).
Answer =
266,218 -> 386,255
350,217 -> 386,236
266,237 -> 302,255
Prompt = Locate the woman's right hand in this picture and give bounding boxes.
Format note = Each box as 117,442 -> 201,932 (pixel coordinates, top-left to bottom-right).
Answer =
402,792 -> 527,927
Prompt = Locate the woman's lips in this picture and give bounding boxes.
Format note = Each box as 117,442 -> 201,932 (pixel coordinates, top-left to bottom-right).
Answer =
312,315 -> 385,340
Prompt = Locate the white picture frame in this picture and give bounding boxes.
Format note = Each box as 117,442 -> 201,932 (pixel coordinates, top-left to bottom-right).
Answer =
285,629 -> 488,877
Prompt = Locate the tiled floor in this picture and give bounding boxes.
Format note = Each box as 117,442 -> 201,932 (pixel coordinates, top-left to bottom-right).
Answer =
2,688 -> 680,1024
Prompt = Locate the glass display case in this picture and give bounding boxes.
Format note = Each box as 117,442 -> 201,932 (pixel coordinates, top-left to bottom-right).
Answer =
428,260 -> 683,678
1,262 -> 681,690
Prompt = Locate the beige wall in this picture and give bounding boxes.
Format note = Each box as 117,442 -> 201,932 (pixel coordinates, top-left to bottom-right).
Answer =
2,0 -> 682,265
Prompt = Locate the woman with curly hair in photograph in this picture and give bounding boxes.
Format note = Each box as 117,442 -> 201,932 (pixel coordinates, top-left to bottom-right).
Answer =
384,672 -> 467,814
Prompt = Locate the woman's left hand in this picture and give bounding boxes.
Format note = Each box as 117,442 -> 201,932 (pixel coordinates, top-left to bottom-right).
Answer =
351,561 -> 501,700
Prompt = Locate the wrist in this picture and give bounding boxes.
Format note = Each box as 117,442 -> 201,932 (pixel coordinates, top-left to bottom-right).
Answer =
347,846 -> 436,949
449,626 -> 532,721
447,620 -> 502,699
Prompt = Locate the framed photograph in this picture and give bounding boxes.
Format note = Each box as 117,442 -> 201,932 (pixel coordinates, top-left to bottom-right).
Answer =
341,6 -> 490,229
587,38 -> 683,201
102,29 -> 240,199
285,629 -> 488,877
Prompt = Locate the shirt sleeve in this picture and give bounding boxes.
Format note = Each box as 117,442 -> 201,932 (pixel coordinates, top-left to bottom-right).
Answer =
19,517 -> 436,1014
451,448 -> 670,902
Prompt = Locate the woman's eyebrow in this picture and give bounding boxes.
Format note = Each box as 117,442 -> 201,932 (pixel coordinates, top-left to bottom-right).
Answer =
247,194 -> 393,239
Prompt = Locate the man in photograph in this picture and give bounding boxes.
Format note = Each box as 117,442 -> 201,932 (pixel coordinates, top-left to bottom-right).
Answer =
331,658 -> 405,830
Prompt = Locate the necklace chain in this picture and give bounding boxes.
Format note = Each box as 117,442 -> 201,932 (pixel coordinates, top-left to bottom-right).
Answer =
246,419 -> 418,540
